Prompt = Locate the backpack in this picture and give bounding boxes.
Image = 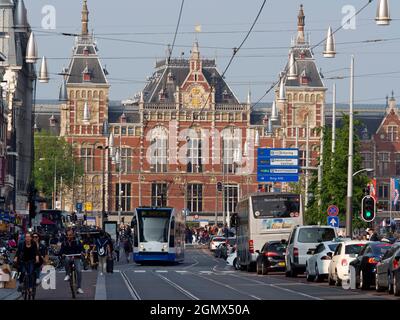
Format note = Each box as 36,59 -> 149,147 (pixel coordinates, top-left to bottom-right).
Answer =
97,238 -> 108,257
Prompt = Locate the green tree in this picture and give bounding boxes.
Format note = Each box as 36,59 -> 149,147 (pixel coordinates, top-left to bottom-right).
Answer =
306,114 -> 369,229
34,131 -> 83,202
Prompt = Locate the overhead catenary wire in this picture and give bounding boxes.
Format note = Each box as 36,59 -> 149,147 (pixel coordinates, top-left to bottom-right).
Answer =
189,0 -> 267,128
250,0 -> 374,111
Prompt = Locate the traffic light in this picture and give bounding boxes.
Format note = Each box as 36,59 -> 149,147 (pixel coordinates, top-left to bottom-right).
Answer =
361,196 -> 376,222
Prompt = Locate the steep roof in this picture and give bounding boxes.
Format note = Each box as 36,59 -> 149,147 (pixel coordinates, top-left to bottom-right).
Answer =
142,57 -> 239,104
66,43 -> 108,85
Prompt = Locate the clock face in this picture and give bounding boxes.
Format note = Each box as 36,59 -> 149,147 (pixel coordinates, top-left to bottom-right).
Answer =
294,105 -> 315,127
183,85 -> 207,108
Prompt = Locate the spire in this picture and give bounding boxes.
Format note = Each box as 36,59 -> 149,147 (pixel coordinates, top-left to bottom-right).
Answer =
287,51 -> 297,80
247,88 -> 251,106
296,4 -> 305,44
81,0 -> 89,36
191,40 -> 200,61
15,0 -> 28,29
386,91 -> 397,115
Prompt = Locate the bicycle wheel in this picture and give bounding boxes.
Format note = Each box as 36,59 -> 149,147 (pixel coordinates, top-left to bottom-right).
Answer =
70,269 -> 77,299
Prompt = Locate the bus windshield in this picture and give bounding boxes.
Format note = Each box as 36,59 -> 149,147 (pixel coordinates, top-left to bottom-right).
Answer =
252,196 -> 300,218
137,209 -> 171,243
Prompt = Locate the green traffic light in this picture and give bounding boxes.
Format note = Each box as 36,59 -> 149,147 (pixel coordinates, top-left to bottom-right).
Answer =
366,211 -> 372,218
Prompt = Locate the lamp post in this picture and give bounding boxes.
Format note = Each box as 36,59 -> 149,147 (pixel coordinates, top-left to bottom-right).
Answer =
323,0 -> 390,237
97,145 -> 109,223
353,168 -> 374,177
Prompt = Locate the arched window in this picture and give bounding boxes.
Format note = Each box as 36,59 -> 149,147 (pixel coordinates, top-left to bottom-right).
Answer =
70,91 -> 75,100
287,94 -> 292,102
76,91 -> 80,99
80,144 -> 93,172
99,91 -> 104,100
222,127 -> 241,174
149,126 -> 168,173
94,91 -> 98,99
299,94 -> 304,102
294,93 -> 298,101
82,90 -> 86,99
88,91 -> 92,100
311,94 -> 315,103
305,94 -> 309,102
186,127 -> 202,173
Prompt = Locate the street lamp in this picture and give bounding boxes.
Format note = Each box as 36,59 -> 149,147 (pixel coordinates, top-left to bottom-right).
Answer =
97,145 -> 109,222
322,3 -> 390,238
353,168 -> 374,177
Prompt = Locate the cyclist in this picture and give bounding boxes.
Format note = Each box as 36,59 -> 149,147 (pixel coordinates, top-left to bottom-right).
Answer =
59,228 -> 84,294
32,232 -> 48,285
13,232 -> 40,293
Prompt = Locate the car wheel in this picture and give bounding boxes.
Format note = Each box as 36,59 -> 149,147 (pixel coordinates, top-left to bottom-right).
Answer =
305,264 -> 314,282
328,273 -> 335,286
256,262 -> 262,275
393,272 -> 400,297
233,259 -> 240,271
314,264 -> 322,282
388,273 -> 394,294
375,273 -> 385,292
261,263 -> 268,275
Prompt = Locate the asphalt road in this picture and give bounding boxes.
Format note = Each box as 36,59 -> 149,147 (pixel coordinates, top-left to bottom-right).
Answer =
30,246 -> 399,300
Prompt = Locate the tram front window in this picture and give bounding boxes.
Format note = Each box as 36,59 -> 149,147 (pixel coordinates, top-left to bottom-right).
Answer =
137,210 -> 171,242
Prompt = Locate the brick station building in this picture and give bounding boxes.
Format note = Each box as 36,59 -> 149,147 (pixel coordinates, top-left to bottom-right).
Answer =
35,2 -> 325,226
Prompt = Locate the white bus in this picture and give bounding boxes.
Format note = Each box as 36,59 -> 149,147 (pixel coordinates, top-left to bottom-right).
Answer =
235,193 -> 303,271
131,207 -> 185,264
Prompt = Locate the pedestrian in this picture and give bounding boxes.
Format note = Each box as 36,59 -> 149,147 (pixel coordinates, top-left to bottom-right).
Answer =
95,230 -> 111,276
123,238 -> 132,263
366,228 -> 379,241
115,237 -> 120,262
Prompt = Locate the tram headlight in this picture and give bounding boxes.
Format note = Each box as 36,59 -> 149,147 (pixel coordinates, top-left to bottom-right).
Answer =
255,211 -> 261,217
140,244 -> 144,251
163,244 -> 167,250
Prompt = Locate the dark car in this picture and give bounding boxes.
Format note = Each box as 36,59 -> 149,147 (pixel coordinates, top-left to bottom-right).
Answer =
350,242 -> 393,290
375,243 -> 400,296
214,238 -> 236,259
256,241 -> 287,275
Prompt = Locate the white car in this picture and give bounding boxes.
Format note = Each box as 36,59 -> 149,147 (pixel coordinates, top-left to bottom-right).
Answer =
305,241 -> 340,282
328,240 -> 370,286
209,236 -> 226,251
226,251 -> 240,270
285,226 -> 338,277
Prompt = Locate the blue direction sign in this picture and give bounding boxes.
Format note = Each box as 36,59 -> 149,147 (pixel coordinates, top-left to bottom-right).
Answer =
257,148 -> 299,183
327,216 -> 339,228
76,202 -> 83,212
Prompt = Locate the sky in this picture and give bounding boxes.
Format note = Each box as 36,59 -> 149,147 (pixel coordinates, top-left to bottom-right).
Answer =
23,0 -> 400,106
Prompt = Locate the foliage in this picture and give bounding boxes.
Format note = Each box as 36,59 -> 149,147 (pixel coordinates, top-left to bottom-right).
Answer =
34,131 -> 83,200
306,114 -> 369,229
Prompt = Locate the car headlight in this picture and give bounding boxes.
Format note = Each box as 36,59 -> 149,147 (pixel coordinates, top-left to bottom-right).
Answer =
140,244 -> 144,250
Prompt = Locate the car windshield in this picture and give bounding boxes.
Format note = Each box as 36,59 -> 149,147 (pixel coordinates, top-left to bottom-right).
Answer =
345,244 -> 365,255
268,243 -> 287,253
252,195 -> 300,218
137,209 -> 171,243
371,243 -> 392,256
328,244 -> 339,251
213,237 -> 225,242
298,228 -> 336,243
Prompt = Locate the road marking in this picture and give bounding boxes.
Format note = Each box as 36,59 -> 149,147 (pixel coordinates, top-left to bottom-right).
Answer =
176,270 -> 188,274
228,274 -> 323,300
199,271 -> 214,274
194,272 -> 262,300
155,270 -> 168,273
156,273 -> 200,300
120,271 -> 141,300
183,256 -> 199,269
134,270 -> 146,273
94,272 -> 107,300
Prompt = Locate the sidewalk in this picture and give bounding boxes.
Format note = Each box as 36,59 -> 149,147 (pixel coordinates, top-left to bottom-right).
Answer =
0,288 -> 20,300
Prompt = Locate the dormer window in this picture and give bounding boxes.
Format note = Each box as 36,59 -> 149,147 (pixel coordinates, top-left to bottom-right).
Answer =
83,46 -> 89,56
300,70 -> 309,85
82,63 -> 91,82
159,89 -> 167,101
167,71 -> 174,83
299,50 -> 306,59
222,89 -> 230,101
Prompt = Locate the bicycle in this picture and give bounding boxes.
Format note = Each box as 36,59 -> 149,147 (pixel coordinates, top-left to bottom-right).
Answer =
64,254 -> 82,299
20,261 -> 36,300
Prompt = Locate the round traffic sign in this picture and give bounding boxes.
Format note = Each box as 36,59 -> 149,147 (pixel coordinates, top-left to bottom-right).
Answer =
327,205 -> 339,217
194,214 -> 199,220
